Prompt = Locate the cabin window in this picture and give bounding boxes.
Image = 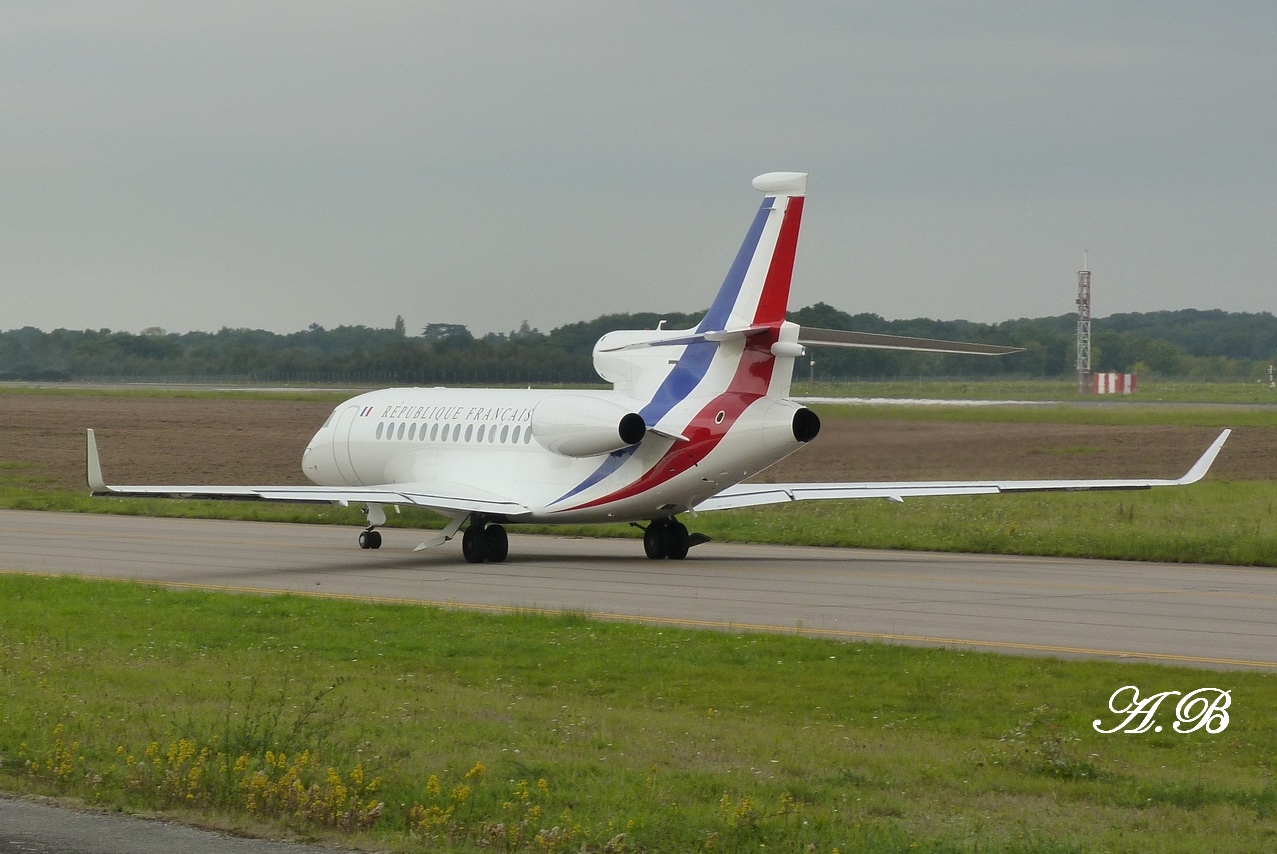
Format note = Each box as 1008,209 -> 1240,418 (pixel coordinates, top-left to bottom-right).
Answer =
452,424 -> 462,441
376,422 -> 384,439
430,423 -> 439,441
715,410 -> 725,424
524,426 -> 533,444
386,422 -> 395,439
476,424 -> 486,442
510,426 -> 520,443
464,424 -> 474,442
441,424 -> 450,442
500,425 -> 509,443
408,423 -> 417,440
397,423 -> 406,440
489,425 -> 497,442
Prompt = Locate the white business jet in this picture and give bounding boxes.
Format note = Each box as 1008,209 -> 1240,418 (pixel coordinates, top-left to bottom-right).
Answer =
87,172 -> 1230,563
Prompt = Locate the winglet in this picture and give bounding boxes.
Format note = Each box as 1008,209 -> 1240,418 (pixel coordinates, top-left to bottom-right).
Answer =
86,429 -> 108,493
1175,429 -> 1231,485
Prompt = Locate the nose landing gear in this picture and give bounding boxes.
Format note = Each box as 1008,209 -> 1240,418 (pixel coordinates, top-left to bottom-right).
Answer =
357,502 -> 386,549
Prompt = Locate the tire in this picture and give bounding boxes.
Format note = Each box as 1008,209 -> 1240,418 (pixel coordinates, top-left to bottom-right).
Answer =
643,522 -> 669,559
358,530 -> 373,550
485,524 -> 508,563
666,521 -> 689,560
462,525 -> 487,563
369,530 -> 382,549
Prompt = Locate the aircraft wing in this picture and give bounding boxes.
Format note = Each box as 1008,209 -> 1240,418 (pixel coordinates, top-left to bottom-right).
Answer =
694,429 -> 1230,512
86,430 -> 530,517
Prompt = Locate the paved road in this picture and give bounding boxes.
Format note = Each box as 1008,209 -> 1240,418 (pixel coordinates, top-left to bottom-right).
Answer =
0,796 -> 344,853
2,509 -> 1275,670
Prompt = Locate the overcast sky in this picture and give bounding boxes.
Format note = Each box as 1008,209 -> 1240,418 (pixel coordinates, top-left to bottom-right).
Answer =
2,3 -> 1274,336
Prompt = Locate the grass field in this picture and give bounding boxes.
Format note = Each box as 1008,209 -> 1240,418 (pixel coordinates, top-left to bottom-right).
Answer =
3,383 -> 1275,849
6,376 -> 1277,404
791,378 -> 1277,405
2,574 -> 1274,853
4,393 -> 1275,565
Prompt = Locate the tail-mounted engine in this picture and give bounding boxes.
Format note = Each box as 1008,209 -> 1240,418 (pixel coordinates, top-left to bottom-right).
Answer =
531,394 -> 647,457
760,400 -> 821,451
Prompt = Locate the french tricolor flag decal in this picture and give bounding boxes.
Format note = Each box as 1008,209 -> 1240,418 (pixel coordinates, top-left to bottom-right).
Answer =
360,406 -> 374,416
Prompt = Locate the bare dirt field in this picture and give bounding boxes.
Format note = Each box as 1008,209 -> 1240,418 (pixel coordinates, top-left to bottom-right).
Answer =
3,393 -> 1274,493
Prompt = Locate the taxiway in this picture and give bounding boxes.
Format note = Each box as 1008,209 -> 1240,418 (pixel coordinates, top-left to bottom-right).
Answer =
2,509 -> 1274,670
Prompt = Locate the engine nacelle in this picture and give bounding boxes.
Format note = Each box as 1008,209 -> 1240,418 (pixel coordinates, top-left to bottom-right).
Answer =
760,400 -> 821,452
531,394 -> 647,457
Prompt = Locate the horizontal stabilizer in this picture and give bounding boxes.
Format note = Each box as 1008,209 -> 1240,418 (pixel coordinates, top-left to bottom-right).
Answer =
694,430 -> 1230,512
595,327 -> 766,353
798,327 -> 1022,356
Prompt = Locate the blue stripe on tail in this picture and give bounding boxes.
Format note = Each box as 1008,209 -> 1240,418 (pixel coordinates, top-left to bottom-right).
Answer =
697,197 -> 773,333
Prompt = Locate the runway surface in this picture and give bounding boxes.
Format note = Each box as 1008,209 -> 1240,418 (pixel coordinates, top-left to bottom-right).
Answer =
2,509 -> 1275,670
0,795 -> 343,854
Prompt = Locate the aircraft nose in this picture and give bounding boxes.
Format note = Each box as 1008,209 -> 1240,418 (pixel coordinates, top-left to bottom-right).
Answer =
303,433 -> 327,481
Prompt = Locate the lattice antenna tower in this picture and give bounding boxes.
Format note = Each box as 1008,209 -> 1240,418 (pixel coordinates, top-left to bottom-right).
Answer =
1076,251 -> 1091,393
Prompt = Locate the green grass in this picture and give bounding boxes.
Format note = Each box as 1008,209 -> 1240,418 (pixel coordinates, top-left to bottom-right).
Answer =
0,384 -> 358,403
0,382 -> 609,402
692,483 -> 1277,565
512,482 -> 1277,567
6,377 -> 1277,405
1,574 -> 1273,852
809,402 -> 1276,427
792,378 -> 1277,405
5,479 -> 1276,567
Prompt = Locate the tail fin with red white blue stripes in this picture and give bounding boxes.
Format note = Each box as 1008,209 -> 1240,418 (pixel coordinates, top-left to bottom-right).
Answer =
697,172 -> 807,333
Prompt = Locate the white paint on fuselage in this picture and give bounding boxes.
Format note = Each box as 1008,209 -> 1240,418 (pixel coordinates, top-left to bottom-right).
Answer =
302,387 -> 808,525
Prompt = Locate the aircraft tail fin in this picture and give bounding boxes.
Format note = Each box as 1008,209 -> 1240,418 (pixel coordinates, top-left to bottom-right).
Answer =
698,172 -> 807,333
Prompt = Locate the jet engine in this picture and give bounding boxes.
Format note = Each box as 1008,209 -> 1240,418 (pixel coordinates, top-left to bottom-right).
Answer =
531,394 -> 647,457
759,400 -> 821,451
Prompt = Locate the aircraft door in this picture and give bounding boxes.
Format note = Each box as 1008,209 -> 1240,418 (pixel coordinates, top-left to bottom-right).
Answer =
331,405 -> 363,485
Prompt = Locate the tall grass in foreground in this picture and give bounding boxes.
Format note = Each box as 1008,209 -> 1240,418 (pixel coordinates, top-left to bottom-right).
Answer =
1,575 -> 1274,852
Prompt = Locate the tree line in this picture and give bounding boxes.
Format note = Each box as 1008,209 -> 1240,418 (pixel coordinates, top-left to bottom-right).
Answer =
2,305 -> 1275,383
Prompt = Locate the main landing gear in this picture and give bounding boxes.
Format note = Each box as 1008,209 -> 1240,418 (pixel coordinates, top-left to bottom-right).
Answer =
462,520 -> 509,564
640,517 -> 710,560
357,528 -> 383,550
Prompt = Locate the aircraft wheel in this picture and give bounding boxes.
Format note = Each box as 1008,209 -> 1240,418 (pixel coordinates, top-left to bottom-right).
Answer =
462,525 -> 487,564
358,529 -> 381,550
369,530 -> 382,549
643,521 -> 669,560
667,521 -> 690,560
485,524 -> 509,563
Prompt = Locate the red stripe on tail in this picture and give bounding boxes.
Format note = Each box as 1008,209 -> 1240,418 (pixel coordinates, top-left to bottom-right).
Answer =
752,196 -> 804,325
